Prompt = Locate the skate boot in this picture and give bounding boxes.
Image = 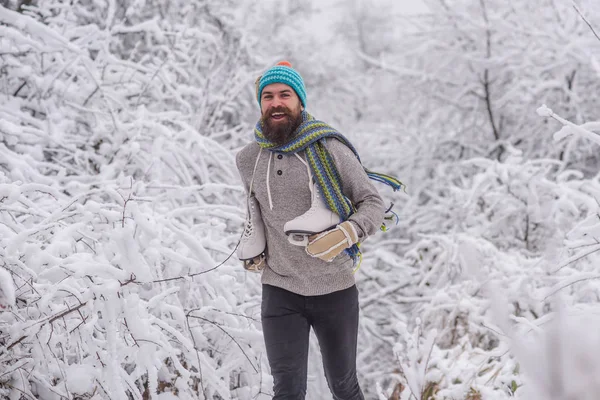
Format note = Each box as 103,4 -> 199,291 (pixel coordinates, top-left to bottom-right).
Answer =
237,195 -> 267,272
284,180 -> 341,246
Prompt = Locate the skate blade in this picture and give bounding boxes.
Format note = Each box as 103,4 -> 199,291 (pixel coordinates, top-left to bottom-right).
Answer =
243,255 -> 265,272
284,224 -> 337,247
283,226 -> 336,235
286,233 -> 310,247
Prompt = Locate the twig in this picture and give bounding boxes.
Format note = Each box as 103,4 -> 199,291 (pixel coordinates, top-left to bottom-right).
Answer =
6,335 -> 27,351
185,315 -> 206,400
0,361 -> 28,379
48,302 -> 86,325
123,318 -> 140,347
136,338 -> 164,348
4,383 -> 36,400
187,313 -> 258,373
76,237 -> 97,254
151,239 -> 240,283
251,358 -> 271,399
13,80 -> 27,97
68,319 -> 86,335
119,274 -> 137,287
135,58 -> 169,108
122,193 -> 132,228
552,245 -> 600,273
217,309 -> 260,323
543,274 -> 600,300
80,59 -> 120,134
96,352 -> 106,368
47,322 -> 54,346
573,4 -> 600,42
7,302 -> 87,350
420,333 -> 437,399
83,86 -> 99,107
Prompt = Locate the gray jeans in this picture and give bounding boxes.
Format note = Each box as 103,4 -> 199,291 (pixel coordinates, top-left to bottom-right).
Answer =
261,284 -> 364,400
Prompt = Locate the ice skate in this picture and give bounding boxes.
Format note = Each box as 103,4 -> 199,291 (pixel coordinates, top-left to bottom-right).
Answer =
237,195 -> 267,272
284,180 -> 341,246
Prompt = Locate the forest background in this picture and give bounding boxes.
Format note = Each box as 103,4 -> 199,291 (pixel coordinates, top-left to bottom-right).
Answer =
2,0 -> 600,399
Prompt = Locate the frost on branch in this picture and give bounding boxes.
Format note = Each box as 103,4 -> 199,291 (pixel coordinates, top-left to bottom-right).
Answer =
535,105 -> 553,118
540,106 -> 600,147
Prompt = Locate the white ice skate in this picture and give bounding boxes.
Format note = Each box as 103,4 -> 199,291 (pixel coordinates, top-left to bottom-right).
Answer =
237,195 -> 267,271
284,180 -> 341,246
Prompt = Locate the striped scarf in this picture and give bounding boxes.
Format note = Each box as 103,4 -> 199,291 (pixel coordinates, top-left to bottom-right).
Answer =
255,111 -> 403,263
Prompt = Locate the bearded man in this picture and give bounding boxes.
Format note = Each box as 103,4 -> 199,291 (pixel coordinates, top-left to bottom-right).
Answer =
235,61 -> 393,400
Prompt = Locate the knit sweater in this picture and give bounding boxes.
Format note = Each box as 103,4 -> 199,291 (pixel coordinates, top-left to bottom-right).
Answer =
235,138 -> 385,296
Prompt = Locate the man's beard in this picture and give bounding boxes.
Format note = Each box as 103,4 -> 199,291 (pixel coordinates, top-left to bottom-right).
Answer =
261,106 -> 303,147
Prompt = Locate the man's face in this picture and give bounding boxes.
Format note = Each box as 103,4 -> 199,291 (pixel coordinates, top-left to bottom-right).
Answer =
260,83 -> 303,146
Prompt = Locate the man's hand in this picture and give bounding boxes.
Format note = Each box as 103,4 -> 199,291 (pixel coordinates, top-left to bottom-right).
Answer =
306,221 -> 359,262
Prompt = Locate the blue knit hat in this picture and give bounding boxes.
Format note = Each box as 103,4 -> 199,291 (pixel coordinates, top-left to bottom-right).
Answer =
256,61 -> 307,108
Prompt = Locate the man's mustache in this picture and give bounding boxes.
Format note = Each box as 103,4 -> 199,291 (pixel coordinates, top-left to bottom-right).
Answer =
266,106 -> 292,117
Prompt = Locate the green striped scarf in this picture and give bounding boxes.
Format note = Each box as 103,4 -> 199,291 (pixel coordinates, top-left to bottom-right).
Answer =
255,111 -> 403,262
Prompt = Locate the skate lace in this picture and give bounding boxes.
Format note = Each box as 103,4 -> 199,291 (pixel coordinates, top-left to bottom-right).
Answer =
243,220 -> 253,237
304,190 -> 318,216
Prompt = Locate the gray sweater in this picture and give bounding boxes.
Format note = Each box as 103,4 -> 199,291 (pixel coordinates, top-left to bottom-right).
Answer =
235,138 -> 385,296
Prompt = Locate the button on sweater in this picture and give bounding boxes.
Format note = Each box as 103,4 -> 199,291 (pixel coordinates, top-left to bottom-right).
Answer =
235,138 -> 385,296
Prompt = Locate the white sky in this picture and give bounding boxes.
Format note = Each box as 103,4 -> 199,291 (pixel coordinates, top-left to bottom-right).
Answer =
394,0 -> 429,14
301,0 -> 430,44
313,0 -> 429,15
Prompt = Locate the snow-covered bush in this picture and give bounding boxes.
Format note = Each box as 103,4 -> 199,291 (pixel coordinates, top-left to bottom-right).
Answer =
356,0 -> 600,171
332,1 -> 600,397
373,105 -> 600,398
0,2 -> 270,399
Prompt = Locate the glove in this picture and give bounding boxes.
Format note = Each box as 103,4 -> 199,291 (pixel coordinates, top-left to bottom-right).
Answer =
306,221 -> 359,262
243,254 -> 266,272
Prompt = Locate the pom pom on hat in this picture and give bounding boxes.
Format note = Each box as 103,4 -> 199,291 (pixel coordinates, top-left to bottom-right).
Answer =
257,61 -> 307,107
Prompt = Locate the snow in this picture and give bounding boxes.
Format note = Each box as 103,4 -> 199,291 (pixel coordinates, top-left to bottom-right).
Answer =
0,268 -> 16,309
536,104 -> 553,117
156,393 -> 180,400
65,364 -> 97,395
